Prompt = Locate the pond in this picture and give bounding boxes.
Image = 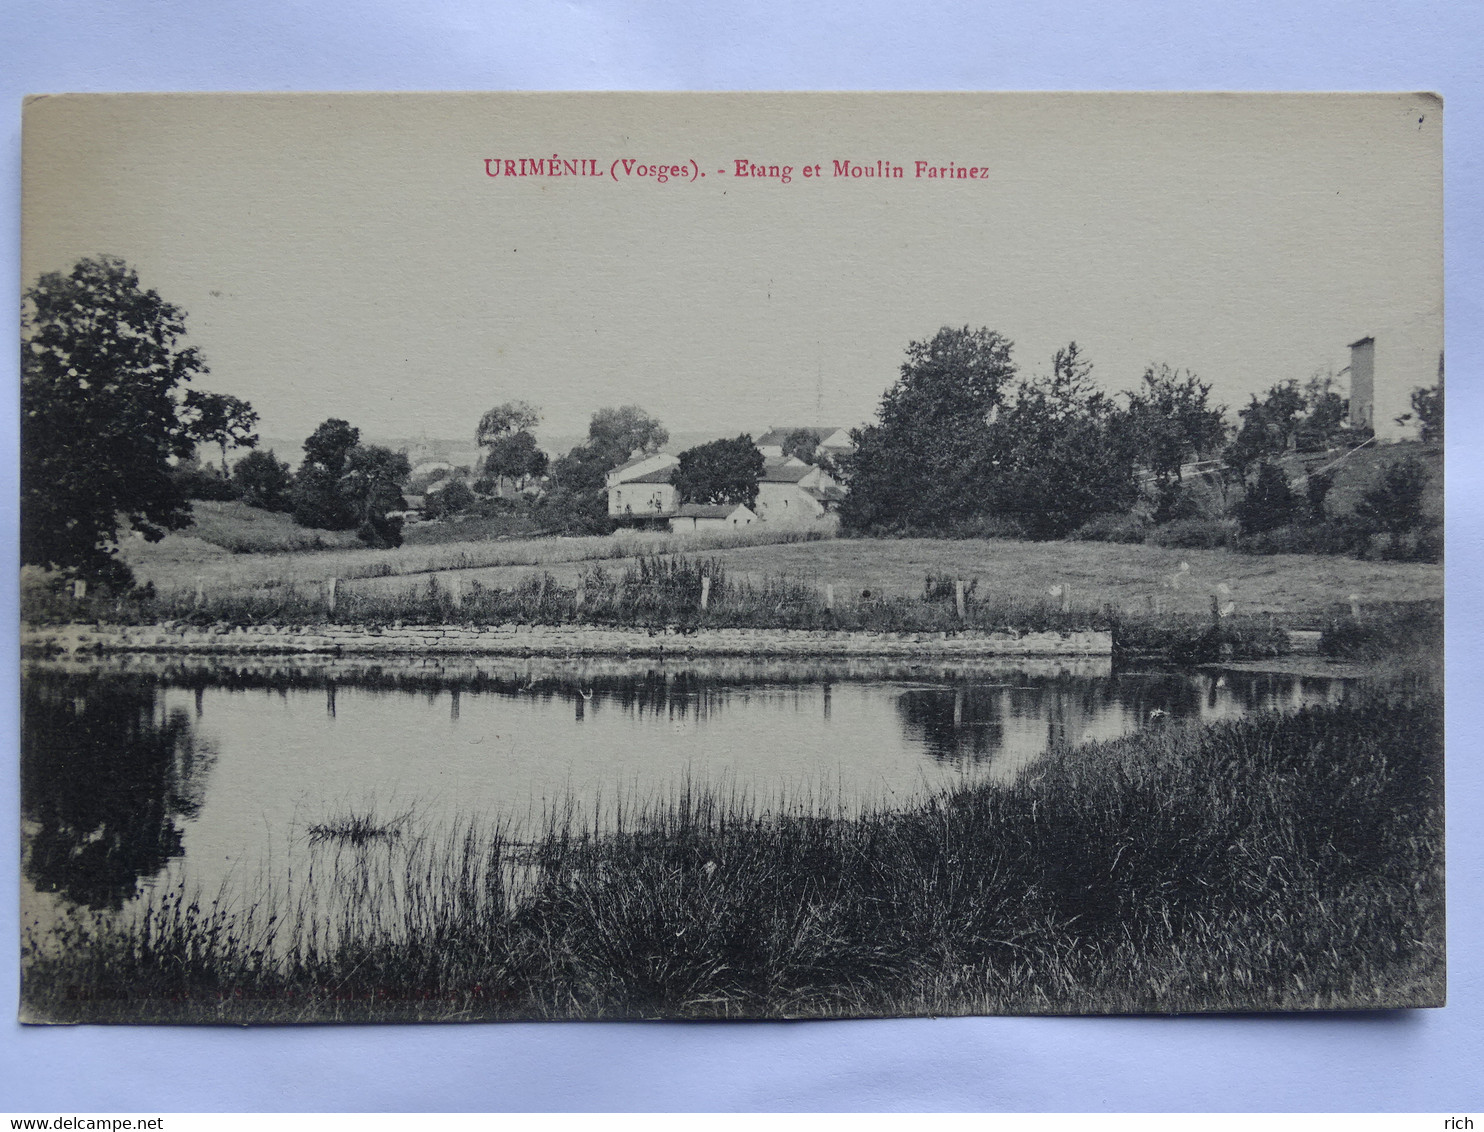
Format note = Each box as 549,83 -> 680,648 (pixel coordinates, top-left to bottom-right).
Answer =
21,655 -> 1355,916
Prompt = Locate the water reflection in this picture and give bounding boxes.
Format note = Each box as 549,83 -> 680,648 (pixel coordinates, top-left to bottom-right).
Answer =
20,657 -> 1351,916
894,669 -> 1350,773
21,673 -> 217,909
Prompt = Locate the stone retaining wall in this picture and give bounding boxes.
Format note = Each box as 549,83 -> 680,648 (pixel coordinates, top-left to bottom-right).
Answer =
24,621 -> 1113,659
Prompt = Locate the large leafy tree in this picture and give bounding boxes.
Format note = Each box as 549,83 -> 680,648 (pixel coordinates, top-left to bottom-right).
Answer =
1296,369 -> 1348,451
291,418 -> 361,529
21,255 -> 214,583
839,326 -> 1015,532
781,428 -> 822,464
539,443 -> 619,534
1402,354 -> 1444,445
538,406 -> 669,534
1225,380 -> 1309,477
183,390 -> 259,472
342,444 -> 411,547
480,430 -> 549,494
671,435 -> 765,507
987,344 -> 1139,538
1123,363 -> 1227,487
475,401 -> 543,495
475,400 -> 541,448
586,405 -> 669,465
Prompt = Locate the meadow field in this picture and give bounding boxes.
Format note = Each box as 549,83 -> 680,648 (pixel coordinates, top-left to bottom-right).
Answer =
109,502 -> 833,593
111,521 -> 1441,628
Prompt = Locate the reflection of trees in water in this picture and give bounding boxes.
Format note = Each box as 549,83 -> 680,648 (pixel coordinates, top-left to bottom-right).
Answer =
21,673 -> 217,910
893,672 -> 1316,766
534,671 -> 737,724
895,686 -> 1009,764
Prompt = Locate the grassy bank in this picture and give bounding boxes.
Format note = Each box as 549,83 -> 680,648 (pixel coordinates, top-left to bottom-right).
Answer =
29,551 -> 1312,658
31,555 -> 1110,637
34,546 -> 1444,662
23,676 -> 1443,1022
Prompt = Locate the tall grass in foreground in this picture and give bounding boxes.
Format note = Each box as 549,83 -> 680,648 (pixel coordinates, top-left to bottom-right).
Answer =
23,680 -> 1443,1021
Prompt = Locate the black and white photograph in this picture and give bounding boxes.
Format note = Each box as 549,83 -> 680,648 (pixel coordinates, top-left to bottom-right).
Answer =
18,92 -> 1444,1024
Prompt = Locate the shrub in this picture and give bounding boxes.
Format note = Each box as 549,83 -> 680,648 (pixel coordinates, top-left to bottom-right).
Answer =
172,464 -> 240,502
1234,462 -> 1298,536
1237,519 -> 1366,557
356,513 -> 404,550
1320,602 -> 1442,659
1305,470 -> 1334,522
1070,513 -> 1149,543
425,479 -> 476,519
1145,518 -> 1236,549
471,493 -> 533,518
1356,456 -> 1431,540
1114,612 -> 1288,663
1376,526 -> 1443,564
922,572 -> 977,602
1152,477 -> 1225,525
231,449 -> 293,511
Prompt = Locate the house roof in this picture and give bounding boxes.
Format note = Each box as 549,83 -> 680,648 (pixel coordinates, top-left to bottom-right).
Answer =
611,451 -> 675,475
623,467 -> 678,484
755,426 -> 850,448
804,485 -> 847,503
760,461 -> 814,483
675,503 -> 753,519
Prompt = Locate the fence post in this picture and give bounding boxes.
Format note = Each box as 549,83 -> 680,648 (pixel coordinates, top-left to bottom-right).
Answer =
954,579 -> 967,621
575,579 -> 585,613
71,579 -> 87,601
195,575 -> 205,607
1349,593 -> 1362,619
327,576 -> 338,614
825,583 -> 834,611
449,576 -> 462,609
700,575 -> 711,611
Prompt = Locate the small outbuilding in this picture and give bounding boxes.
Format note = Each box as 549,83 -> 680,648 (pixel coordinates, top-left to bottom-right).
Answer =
668,502 -> 758,534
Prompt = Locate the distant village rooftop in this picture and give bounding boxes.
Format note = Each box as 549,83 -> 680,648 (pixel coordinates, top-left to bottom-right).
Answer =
760,459 -> 815,484
755,426 -> 853,451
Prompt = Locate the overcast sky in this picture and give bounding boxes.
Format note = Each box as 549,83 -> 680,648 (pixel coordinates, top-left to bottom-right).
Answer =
22,92 -> 1442,452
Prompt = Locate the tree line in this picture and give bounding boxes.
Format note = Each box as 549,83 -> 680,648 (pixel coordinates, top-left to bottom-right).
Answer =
21,259 -> 1442,587
836,325 -> 1441,560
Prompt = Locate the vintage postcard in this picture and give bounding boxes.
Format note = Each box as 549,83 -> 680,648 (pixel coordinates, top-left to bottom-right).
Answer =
19,93 -> 1443,1022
